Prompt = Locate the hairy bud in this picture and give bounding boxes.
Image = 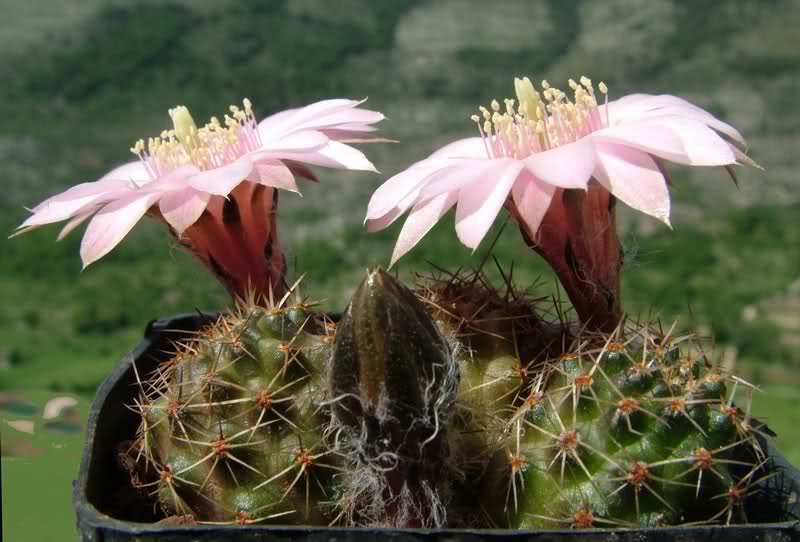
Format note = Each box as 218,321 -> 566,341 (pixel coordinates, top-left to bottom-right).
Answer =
330,267 -> 455,434
329,268 -> 458,527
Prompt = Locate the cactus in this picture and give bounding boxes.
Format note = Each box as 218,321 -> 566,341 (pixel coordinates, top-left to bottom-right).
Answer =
416,269 -> 765,529
124,269 -> 767,529
479,321 -> 765,528
129,297 -> 337,525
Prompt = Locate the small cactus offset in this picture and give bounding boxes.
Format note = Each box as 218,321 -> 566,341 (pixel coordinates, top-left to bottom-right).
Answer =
414,268 -> 569,525
129,295 -> 338,525
417,268 -> 566,432
480,322 -> 767,529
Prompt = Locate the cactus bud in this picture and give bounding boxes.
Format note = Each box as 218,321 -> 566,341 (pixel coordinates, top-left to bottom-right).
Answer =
330,268 -> 455,435
329,268 -> 458,527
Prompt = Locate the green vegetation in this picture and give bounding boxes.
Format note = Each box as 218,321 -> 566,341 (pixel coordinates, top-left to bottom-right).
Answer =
1,392 -> 88,541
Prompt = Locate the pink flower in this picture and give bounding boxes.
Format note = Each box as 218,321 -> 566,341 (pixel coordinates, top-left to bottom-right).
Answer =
366,77 -> 754,266
15,98 -> 383,300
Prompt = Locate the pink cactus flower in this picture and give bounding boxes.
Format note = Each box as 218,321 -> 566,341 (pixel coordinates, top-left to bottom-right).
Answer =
15,98 -> 384,301
366,77 -> 756,330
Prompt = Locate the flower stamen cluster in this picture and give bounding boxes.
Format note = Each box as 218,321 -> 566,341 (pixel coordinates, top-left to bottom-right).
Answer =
131,99 -> 261,177
471,76 -> 608,159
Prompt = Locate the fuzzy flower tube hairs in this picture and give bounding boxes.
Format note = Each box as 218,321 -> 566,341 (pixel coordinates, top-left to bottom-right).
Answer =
15,98 -> 384,302
366,76 -> 758,332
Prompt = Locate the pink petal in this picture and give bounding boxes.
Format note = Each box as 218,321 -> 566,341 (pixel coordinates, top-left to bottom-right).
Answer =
611,94 -> 708,120
607,94 -> 746,149
366,159 -> 454,220
256,108 -> 297,139
31,178 -> 132,212
257,130 -> 329,154
454,161 -> 524,249
255,161 -> 300,193
316,141 -> 377,171
418,159 -> 515,202
366,205 -> 406,233
80,193 -> 160,267
249,150 -> 326,168
651,117 -> 736,166
523,137 -> 596,189
252,140 -> 378,174
635,107 -> 745,149
605,94 -> 660,122
56,209 -> 95,241
275,99 -> 358,122
593,143 -> 671,225
390,191 -> 458,266
258,99 -> 359,138
158,188 -> 211,236
98,160 -> 151,183
511,171 -> 556,236
320,121 -> 380,133
313,108 -> 385,132
22,179 -> 133,228
367,180 -> 437,229
591,121 -> 696,165
141,164 -> 200,193
187,158 -> 254,196
428,137 -> 488,159
596,117 -> 736,166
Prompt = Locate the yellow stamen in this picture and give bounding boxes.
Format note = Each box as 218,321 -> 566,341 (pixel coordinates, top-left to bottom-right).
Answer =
473,76 -> 609,156
133,99 -> 259,173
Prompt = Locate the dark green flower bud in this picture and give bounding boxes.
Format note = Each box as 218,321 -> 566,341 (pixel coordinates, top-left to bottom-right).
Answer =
330,268 -> 456,446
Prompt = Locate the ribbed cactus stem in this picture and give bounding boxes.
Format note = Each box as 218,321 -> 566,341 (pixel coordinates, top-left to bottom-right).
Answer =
129,300 -> 334,525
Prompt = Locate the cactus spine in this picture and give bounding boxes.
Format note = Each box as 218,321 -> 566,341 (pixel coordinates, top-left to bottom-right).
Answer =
124,269 -> 766,529
130,300 -> 336,525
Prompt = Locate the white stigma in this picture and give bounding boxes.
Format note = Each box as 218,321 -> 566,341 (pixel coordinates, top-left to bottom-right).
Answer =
168,106 -> 198,152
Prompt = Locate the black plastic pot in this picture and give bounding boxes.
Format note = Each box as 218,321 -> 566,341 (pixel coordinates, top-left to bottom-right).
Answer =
74,314 -> 800,541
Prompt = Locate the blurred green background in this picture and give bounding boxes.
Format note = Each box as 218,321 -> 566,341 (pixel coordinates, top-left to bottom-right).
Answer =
1,1 -> 798,540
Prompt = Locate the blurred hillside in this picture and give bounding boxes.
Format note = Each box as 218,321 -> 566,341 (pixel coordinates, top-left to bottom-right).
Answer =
1,0 -> 798,397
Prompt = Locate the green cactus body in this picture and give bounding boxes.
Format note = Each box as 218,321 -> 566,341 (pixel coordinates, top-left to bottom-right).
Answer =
481,327 -> 762,529
415,271 -> 570,527
125,270 -> 767,530
133,303 -> 336,525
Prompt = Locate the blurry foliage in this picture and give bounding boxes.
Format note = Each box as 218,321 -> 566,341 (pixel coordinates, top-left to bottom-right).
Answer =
17,4 -> 195,101
622,203 -> 800,364
0,0 -> 797,397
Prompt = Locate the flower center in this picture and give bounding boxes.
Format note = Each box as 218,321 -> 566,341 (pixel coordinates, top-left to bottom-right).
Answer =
471,76 -> 608,159
130,98 -> 261,177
